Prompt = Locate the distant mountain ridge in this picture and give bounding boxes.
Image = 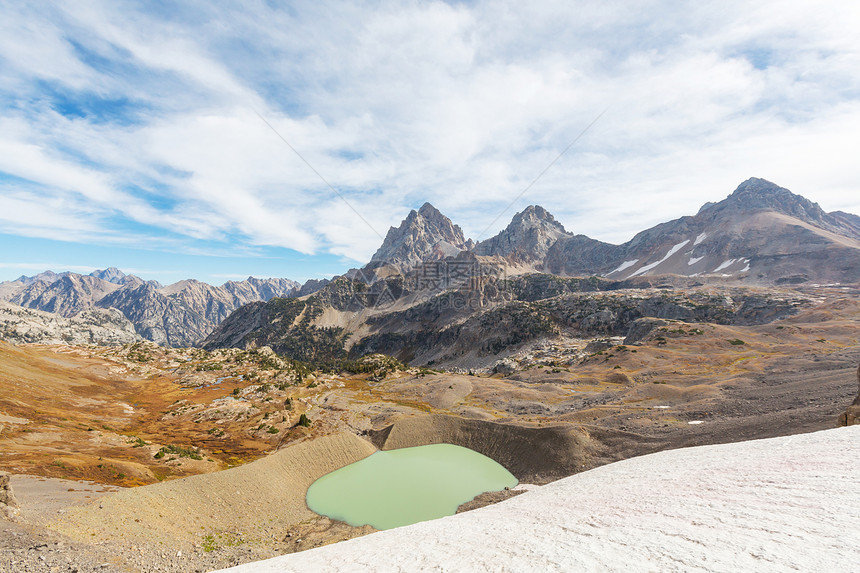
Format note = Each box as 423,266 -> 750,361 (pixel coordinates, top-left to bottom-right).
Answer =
0,300 -> 141,346
0,270 -> 302,347
4,177 -> 859,354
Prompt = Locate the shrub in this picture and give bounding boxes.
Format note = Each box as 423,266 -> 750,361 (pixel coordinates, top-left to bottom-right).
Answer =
154,444 -> 203,460
727,339 -> 745,345
298,414 -> 311,427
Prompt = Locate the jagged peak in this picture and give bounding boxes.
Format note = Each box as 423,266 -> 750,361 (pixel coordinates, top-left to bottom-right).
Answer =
731,177 -> 783,194
473,205 -> 570,261
418,202 -> 443,218
711,177 -> 826,222
368,202 -> 469,270
90,267 -> 127,284
510,205 -> 566,231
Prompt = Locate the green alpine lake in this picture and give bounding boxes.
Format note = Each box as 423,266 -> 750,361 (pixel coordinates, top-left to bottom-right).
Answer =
305,443 -> 518,530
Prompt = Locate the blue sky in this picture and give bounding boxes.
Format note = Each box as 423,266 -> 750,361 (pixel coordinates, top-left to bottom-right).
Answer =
1,0 -> 859,286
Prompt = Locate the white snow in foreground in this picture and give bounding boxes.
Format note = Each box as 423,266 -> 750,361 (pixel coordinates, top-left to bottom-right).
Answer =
694,232 -> 708,245
609,259 -> 639,275
219,427 -> 860,573
630,240 -> 690,277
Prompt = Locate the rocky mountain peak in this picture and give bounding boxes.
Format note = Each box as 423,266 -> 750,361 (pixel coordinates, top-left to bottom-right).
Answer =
418,202 -> 444,219
368,203 -> 470,273
716,177 -> 827,224
14,270 -> 65,286
510,205 -> 566,232
473,205 -> 570,263
89,267 -> 127,284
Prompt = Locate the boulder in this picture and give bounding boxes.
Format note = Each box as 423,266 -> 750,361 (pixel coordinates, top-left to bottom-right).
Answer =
624,318 -> 668,345
583,339 -> 614,354
0,471 -> 20,519
492,358 -> 518,375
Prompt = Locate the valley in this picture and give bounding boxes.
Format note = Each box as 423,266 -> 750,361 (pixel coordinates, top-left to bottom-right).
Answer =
1,178 -> 859,572
1,281 -> 858,571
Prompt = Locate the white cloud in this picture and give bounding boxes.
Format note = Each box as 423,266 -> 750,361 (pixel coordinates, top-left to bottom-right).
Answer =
0,0 -> 858,263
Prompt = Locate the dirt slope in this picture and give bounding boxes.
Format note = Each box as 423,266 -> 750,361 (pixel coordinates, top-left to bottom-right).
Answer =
50,433 -> 376,547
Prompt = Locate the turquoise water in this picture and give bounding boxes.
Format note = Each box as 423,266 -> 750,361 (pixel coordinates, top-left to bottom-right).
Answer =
306,443 -> 518,530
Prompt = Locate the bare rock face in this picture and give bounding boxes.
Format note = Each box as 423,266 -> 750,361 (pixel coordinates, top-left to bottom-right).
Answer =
222,277 -> 300,304
0,301 -> 142,345
369,203 -> 470,274
10,274 -> 121,317
623,318 -> 669,345
0,471 -> 20,519
838,364 -> 860,426
474,205 -> 570,265
604,178 -> 860,282
1,269 -> 300,348
468,178 -> 860,283
89,266 -> 127,284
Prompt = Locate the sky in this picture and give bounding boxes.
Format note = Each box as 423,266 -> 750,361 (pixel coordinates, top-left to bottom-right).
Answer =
1,0 -> 859,286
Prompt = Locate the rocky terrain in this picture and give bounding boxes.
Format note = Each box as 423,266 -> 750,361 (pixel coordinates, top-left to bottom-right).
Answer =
360,177 -> 860,283
0,301 -> 142,346
3,178 -> 857,356
205,274 -> 816,369
473,205 -> 569,266
0,269 -> 301,347
1,177 -> 858,571
1,277 -> 858,570
514,177 -> 860,282
205,178 -> 860,370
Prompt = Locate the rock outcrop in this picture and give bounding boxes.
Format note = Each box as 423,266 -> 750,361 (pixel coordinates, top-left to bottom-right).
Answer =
0,472 -> 19,519
10,274 -> 121,317
207,268 -> 811,369
368,203 -> 471,274
473,205 -> 570,265
0,301 -> 142,345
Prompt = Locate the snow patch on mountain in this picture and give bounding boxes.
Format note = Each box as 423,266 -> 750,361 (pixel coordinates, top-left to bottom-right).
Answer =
608,259 -> 639,275
630,240 -> 690,276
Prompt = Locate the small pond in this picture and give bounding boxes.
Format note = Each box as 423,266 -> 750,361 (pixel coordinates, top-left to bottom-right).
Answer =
306,443 -> 517,530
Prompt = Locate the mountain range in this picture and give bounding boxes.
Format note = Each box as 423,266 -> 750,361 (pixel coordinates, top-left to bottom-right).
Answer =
203,177 -> 859,367
0,268 -> 299,347
362,177 -> 860,284
3,177 -> 858,353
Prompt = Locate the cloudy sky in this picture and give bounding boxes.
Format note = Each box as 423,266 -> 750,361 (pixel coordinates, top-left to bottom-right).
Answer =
1,0 -> 858,285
